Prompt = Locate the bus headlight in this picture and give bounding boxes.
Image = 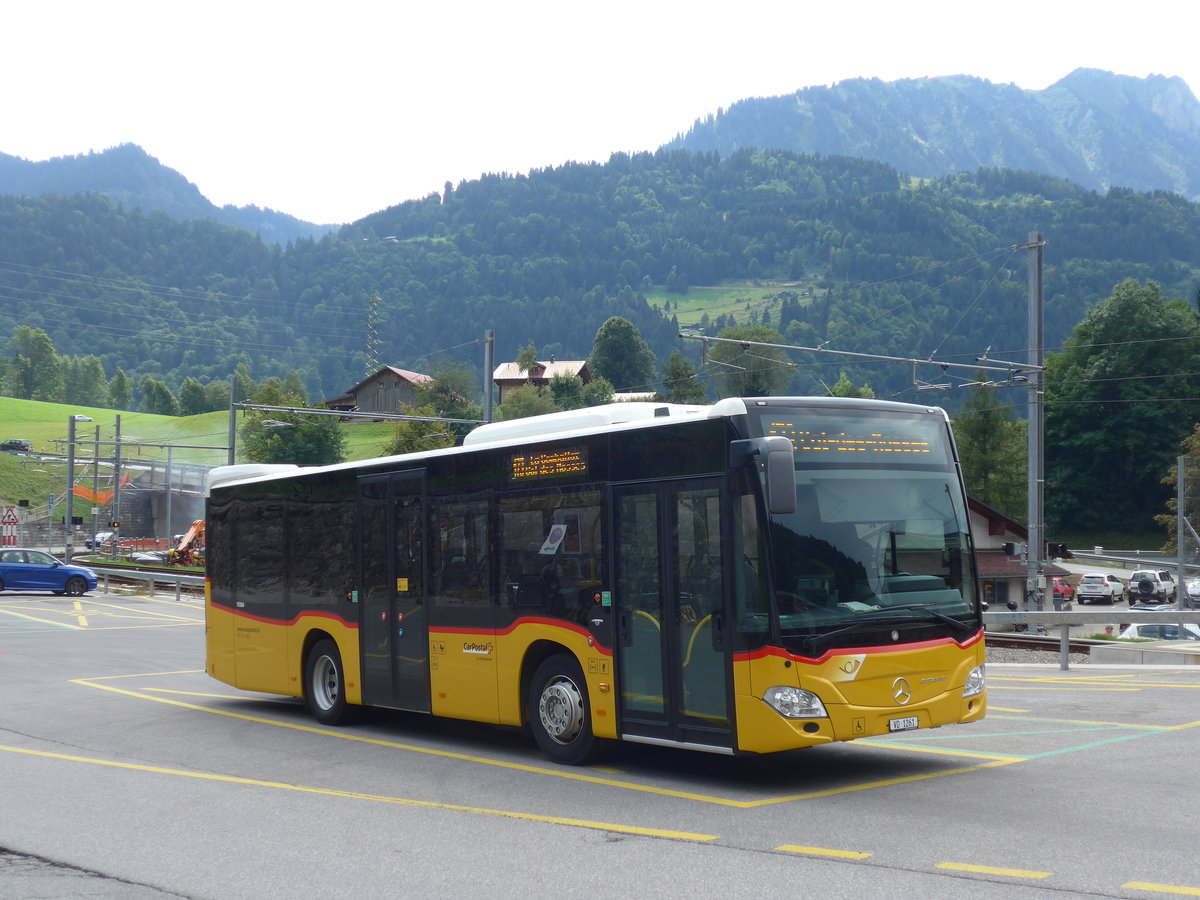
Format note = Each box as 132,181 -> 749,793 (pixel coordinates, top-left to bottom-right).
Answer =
763,686 -> 828,719
962,664 -> 986,698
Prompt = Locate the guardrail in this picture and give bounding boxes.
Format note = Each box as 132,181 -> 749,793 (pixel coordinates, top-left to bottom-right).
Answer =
90,566 -> 205,602
984,609 -> 1200,670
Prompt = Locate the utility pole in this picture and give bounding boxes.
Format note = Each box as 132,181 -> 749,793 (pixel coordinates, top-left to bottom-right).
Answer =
111,415 -> 121,561
483,329 -> 495,423
364,291 -> 383,378
91,425 -> 100,550
1024,232 -> 1048,612
166,444 -> 174,541
228,374 -> 238,465
64,414 -> 93,561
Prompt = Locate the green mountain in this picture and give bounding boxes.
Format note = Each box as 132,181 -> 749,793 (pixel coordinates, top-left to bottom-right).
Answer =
0,143 -> 337,244
667,70 -> 1200,201
2,149 -> 1198,411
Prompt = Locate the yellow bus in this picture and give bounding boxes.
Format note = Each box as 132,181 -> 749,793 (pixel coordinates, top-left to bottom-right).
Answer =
205,396 -> 986,764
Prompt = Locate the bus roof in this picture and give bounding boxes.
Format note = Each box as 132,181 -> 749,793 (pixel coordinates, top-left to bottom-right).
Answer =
203,397 -> 947,496
462,401 -> 710,447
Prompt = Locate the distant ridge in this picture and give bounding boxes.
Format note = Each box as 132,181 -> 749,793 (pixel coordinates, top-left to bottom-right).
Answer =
666,69 -> 1200,200
0,143 -> 337,244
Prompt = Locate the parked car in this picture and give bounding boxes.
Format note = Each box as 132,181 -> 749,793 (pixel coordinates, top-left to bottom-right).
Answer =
1121,603 -> 1179,631
1128,569 -> 1177,604
1119,622 -> 1200,641
1,438 -> 32,454
1075,572 -> 1126,605
0,548 -> 97,596
84,531 -> 115,550
1185,578 -> 1200,609
1051,576 -> 1074,602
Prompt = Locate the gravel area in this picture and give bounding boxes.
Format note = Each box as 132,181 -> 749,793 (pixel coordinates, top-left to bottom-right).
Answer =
986,644 -> 1089,665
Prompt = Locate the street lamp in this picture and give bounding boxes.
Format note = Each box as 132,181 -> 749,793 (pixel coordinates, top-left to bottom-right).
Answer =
64,414 -> 93,561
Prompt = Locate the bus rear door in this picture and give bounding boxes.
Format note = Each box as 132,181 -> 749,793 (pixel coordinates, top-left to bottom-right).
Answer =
359,471 -> 431,713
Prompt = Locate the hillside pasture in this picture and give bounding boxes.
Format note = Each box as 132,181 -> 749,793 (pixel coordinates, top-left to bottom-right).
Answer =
644,281 -> 819,330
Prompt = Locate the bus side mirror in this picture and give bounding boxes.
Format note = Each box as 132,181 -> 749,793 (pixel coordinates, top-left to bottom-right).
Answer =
732,437 -> 796,515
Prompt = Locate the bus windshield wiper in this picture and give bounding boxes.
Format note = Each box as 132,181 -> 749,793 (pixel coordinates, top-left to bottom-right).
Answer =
872,603 -> 976,637
798,603 -> 973,657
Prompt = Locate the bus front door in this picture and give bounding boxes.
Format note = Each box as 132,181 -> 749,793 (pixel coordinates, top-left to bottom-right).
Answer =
359,471 -> 431,713
614,480 -> 732,750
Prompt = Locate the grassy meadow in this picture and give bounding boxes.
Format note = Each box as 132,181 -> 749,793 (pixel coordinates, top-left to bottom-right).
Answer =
644,279 -> 820,330
0,396 -> 399,508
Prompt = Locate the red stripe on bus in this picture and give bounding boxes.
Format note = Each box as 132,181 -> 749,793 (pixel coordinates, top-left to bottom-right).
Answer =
732,629 -> 983,664
429,616 -> 613,655
208,602 -> 358,630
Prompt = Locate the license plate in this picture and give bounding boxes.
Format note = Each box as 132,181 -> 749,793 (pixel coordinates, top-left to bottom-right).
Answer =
889,716 -> 919,732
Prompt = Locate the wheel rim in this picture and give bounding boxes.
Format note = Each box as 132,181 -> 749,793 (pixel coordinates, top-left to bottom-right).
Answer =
66,578 -> 85,597
538,674 -> 585,745
311,654 -> 339,711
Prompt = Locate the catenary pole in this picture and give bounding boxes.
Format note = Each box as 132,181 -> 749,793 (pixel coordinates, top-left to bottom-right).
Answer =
1026,233 -> 1047,615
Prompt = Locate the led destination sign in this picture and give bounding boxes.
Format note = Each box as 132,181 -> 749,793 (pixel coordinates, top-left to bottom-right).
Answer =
761,413 -> 949,465
511,447 -> 588,481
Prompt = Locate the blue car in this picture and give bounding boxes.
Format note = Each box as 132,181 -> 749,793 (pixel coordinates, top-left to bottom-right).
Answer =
0,548 -> 97,596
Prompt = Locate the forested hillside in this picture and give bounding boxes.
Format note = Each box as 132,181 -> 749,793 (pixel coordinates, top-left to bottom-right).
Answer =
0,144 -> 334,244
668,70 -> 1200,201
2,148 -> 1199,409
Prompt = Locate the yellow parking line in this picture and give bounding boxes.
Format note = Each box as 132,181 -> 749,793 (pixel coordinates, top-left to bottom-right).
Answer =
777,844 -> 871,859
777,844 -> 873,859
0,607 -> 83,629
144,688 -> 270,700
989,714 -> 1174,731
995,676 -> 1200,690
1123,882 -> 1200,896
72,600 -> 88,627
988,691 -> 1137,696
74,673 -> 1012,809
938,861 -> 1051,879
0,743 -> 716,843
72,599 -> 201,622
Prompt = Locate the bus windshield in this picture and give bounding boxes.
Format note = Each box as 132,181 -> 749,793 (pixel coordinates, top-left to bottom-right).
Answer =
751,406 -> 979,649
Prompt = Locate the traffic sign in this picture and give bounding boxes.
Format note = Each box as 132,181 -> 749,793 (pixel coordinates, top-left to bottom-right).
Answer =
1,507 -> 18,526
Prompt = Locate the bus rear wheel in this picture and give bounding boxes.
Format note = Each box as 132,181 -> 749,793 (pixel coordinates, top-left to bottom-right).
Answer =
304,639 -> 360,725
528,654 -> 599,765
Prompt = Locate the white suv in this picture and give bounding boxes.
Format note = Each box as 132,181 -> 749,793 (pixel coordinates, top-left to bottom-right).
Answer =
1075,572 -> 1125,605
1128,569 -> 1177,604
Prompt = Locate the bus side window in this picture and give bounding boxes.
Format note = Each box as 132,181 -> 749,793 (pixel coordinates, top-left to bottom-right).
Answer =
431,499 -> 491,607
500,490 -> 602,618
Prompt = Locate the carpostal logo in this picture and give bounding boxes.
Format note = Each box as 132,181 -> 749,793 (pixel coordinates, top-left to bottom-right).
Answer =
462,641 -> 495,656
830,654 -> 866,681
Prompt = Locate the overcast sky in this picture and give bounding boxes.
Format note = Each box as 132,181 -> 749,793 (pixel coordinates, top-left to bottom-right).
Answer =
5,0 -> 1197,225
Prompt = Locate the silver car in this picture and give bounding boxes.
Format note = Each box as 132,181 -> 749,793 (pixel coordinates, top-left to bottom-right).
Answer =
1075,572 -> 1126,605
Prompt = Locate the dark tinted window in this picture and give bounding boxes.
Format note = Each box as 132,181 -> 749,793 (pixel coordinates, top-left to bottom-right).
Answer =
237,501 -> 286,617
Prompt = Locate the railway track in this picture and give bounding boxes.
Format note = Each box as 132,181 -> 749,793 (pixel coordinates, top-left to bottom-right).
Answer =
985,631 -> 1096,655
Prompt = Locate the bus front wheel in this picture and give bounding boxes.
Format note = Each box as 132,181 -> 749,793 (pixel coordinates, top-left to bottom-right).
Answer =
528,654 -> 599,765
304,639 -> 360,725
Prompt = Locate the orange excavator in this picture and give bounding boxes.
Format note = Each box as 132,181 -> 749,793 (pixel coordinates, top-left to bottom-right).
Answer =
168,519 -> 205,566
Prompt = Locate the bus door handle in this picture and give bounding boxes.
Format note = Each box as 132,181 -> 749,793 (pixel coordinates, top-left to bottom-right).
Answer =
711,612 -> 727,651
617,607 -> 631,646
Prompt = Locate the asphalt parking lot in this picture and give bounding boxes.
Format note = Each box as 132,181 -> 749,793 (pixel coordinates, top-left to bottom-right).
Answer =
6,588 -> 1200,898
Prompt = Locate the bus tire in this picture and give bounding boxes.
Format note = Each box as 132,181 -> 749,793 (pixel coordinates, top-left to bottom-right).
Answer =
528,654 -> 599,765
304,639 -> 360,725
